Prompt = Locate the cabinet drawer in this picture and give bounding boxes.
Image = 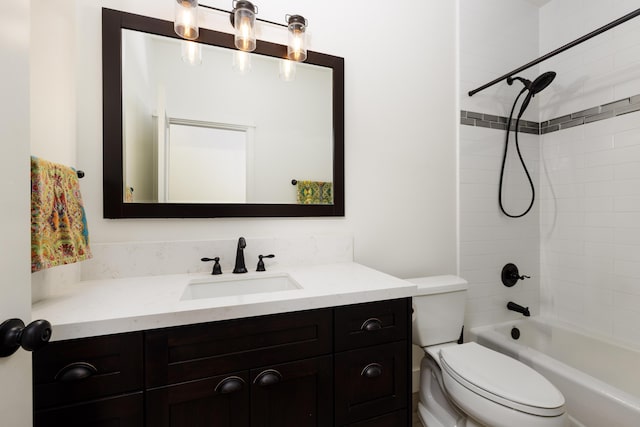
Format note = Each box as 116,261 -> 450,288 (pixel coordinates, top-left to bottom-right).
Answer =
146,309 -> 332,387
34,392 -> 143,427
334,341 -> 408,425
334,298 -> 408,352
146,371 -> 250,427
33,332 -> 144,409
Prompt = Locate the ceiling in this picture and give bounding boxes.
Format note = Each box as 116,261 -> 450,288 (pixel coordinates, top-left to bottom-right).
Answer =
523,0 -> 552,7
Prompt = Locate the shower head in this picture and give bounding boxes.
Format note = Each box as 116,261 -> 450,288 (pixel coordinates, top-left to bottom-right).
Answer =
507,71 -> 557,118
529,71 -> 556,95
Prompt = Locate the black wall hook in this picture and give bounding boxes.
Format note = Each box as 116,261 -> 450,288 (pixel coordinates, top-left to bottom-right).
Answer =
501,263 -> 530,287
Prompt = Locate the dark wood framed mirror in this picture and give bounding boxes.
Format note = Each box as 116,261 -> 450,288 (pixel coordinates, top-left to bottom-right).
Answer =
102,8 -> 344,218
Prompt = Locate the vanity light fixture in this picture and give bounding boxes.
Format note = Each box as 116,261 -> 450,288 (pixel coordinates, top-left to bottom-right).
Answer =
286,15 -> 307,62
174,0 -> 199,40
232,0 -> 257,52
173,0 -> 309,62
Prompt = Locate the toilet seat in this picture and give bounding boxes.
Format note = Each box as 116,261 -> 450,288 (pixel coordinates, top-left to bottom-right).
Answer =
439,342 -> 565,417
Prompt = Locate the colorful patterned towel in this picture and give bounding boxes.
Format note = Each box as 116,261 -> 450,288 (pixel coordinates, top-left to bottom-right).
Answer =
31,156 -> 92,273
296,180 -> 333,205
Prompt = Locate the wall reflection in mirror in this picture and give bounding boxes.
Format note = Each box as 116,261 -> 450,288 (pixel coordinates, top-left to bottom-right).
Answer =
122,29 -> 333,204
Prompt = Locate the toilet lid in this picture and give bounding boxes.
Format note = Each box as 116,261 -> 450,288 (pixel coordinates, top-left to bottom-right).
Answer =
440,342 -> 565,416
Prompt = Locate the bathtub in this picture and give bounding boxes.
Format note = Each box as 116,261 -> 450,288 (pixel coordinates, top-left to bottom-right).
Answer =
470,317 -> 640,427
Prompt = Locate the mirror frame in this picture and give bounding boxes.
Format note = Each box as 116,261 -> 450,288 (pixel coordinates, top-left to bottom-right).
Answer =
102,8 -> 344,218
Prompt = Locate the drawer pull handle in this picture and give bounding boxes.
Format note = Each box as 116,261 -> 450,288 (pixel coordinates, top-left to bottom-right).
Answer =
361,363 -> 383,378
254,369 -> 282,387
215,376 -> 246,394
361,318 -> 382,331
55,362 -> 98,382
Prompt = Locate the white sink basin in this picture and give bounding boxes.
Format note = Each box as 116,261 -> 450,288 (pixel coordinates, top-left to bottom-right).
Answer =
181,273 -> 302,300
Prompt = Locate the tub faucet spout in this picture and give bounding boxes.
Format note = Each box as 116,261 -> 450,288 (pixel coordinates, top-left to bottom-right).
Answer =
507,301 -> 530,317
233,237 -> 248,274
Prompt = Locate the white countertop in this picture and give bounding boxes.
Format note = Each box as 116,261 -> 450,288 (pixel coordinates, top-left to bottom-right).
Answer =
32,262 -> 417,341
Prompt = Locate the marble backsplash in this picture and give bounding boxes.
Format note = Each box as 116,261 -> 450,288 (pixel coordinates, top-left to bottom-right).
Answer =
80,235 -> 354,281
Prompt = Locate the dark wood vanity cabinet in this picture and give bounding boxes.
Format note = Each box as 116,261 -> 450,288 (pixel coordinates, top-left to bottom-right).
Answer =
32,332 -> 144,426
32,298 -> 410,427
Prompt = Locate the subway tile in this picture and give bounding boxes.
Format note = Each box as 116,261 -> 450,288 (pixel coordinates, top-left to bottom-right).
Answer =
584,110 -> 615,124
461,110 -> 468,118
549,114 -> 573,126
631,94 -> 640,105
490,122 -> 507,130
560,117 -> 585,129
541,125 -> 560,134
475,120 -> 491,128
615,103 -> 640,116
601,98 -> 630,113
571,106 -> 600,119
467,111 -> 483,120
461,117 -> 475,126
519,126 -> 539,135
483,113 -> 499,122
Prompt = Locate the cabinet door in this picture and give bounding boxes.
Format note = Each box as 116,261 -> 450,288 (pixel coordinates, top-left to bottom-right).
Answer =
334,341 -> 407,425
34,392 -> 143,427
146,371 -> 250,427
250,355 -> 333,427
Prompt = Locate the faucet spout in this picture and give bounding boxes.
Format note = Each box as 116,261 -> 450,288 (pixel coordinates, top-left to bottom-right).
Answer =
507,301 -> 530,317
233,237 -> 248,274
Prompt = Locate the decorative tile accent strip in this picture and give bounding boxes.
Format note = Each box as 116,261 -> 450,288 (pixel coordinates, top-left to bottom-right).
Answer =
462,92 -> 640,135
460,110 -> 540,135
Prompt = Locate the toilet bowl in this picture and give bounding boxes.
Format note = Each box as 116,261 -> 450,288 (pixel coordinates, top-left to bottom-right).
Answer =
409,276 -> 567,427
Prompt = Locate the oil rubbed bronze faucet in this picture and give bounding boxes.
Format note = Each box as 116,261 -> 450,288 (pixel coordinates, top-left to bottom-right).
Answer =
233,237 -> 248,274
507,301 -> 530,317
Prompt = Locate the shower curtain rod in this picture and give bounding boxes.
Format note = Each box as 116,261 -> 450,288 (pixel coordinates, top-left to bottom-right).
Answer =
468,7 -> 640,97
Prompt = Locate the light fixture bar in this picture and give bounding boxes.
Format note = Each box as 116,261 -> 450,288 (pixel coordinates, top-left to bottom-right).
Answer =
199,3 -> 287,28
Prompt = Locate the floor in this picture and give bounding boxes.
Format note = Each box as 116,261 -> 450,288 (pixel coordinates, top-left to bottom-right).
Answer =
412,392 -> 422,427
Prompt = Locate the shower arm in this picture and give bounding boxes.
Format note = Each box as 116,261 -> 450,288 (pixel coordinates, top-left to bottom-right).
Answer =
468,7 -> 640,97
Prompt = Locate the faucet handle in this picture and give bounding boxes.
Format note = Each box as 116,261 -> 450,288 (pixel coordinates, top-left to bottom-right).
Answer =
256,254 -> 275,272
201,257 -> 222,275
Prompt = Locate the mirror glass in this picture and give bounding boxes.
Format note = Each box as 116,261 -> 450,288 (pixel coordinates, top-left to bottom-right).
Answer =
102,9 -> 344,218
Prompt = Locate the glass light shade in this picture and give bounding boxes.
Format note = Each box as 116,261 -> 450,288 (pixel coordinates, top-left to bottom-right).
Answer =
286,15 -> 307,62
232,50 -> 252,75
279,59 -> 296,82
175,0 -> 199,40
181,41 -> 202,66
233,1 -> 257,52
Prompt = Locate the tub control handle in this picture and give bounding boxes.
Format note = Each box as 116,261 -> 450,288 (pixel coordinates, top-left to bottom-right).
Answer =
502,263 -> 530,287
361,318 -> 382,331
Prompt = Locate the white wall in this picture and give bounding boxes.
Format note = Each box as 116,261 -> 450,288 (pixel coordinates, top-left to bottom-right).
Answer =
539,0 -> 640,348
459,0 -> 541,330
29,0 -> 457,289
31,0 -> 82,300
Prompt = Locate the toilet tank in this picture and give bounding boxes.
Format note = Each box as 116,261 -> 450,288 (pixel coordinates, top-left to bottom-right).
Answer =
407,275 -> 468,347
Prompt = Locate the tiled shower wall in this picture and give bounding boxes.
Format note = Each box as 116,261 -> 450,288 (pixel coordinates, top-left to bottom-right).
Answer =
460,0 -> 640,347
459,0 -> 541,331
538,0 -> 640,348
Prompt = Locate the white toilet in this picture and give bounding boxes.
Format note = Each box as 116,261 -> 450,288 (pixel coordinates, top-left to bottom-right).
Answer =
409,275 -> 567,427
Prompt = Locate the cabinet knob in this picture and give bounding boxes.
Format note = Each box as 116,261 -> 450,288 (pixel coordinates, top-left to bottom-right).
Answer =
361,363 -> 383,378
55,362 -> 98,382
0,318 -> 52,358
360,318 -> 382,331
254,369 -> 282,387
215,376 -> 246,394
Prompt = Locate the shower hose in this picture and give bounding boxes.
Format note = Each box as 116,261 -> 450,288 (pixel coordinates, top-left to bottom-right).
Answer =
498,87 -> 536,218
